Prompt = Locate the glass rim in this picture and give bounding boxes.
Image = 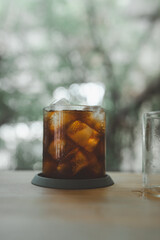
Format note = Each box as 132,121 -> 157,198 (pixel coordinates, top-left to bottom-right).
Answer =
43,105 -> 105,112
144,111 -> 160,119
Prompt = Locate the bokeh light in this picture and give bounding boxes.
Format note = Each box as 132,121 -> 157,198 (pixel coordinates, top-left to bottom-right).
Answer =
0,0 -> 160,171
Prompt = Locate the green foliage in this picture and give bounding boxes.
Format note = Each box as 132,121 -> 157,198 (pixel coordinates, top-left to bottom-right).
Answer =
0,0 -> 160,171
15,140 -> 42,170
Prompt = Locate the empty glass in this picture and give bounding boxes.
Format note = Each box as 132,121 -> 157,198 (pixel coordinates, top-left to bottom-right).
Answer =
142,111 -> 160,196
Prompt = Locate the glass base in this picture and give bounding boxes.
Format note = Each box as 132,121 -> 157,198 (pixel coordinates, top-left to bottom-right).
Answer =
143,186 -> 160,198
31,173 -> 114,189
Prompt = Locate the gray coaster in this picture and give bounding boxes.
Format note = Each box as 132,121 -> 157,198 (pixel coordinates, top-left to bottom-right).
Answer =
31,173 -> 114,189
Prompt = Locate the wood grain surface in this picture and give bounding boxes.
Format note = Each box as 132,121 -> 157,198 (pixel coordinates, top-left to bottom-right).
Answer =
0,171 -> 160,240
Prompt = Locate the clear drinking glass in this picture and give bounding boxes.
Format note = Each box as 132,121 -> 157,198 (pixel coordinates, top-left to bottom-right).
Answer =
43,104 -> 106,179
142,111 -> 160,196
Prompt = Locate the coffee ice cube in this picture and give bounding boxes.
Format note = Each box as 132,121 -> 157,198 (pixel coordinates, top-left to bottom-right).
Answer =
48,139 -> 66,160
43,160 -> 57,177
46,111 -> 76,133
57,148 -> 88,176
87,153 -> 103,177
71,150 -> 88,175
49,98 -> 70,111
57,148 -> 79,175
57,162 -> 71,177
83,108 -> 105,134
91,159 -> 102,176
48,137 -> 77,160
67,120 -> 100,152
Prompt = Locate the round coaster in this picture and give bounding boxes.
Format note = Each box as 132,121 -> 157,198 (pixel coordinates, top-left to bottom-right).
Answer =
31,173 -> 114,189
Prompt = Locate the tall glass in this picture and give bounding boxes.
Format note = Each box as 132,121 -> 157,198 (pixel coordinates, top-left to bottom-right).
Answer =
43,105 -> 106,179
142,111 -> 160,196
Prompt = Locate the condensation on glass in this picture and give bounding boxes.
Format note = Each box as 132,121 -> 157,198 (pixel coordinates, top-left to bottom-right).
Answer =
142,111 -> 160,195
42,105 -> 106,179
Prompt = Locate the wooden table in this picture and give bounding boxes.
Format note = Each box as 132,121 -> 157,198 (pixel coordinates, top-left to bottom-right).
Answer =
0,171 -> 160,240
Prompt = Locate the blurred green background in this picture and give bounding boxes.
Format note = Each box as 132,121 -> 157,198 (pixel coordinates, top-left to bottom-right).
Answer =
0,0 -> 160,172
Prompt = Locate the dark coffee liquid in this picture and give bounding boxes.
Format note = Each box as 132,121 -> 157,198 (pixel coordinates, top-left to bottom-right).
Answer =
43,110 -> 106,179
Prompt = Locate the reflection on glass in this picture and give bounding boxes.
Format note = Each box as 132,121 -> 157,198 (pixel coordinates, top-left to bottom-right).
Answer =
142,111 -> 160,197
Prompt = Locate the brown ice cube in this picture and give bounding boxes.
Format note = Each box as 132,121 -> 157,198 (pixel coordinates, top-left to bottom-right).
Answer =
83,110 -> 105,134
91,160 -> 102,176
67,120 -> 100,152
57,148 -> 79,175
95,139 -> 106,157
57,162 -> 71,177
43,160 -> 57,177
87,153 -> 103,177
57,148 -> 89,176
48,139 -> 66,159
48,137 -> 77,160
48,111 -> 76,133
71,150 -> 88,175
